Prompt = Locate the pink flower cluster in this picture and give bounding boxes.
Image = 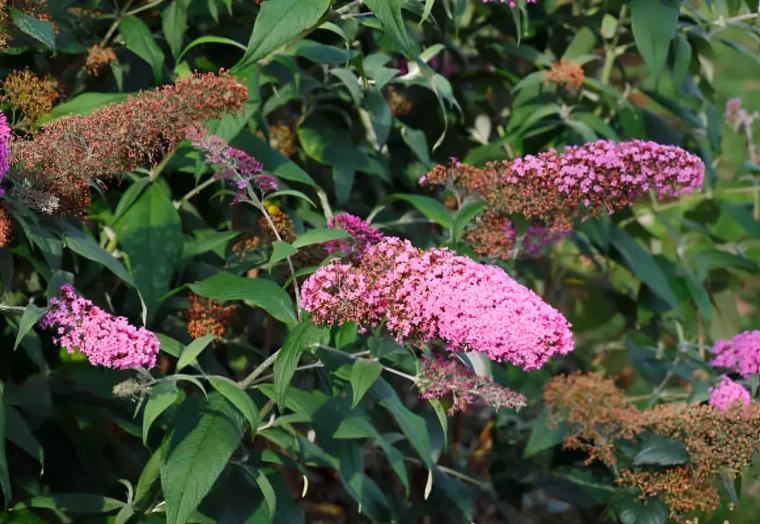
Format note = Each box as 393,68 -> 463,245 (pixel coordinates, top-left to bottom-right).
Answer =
504,221 -> 568,257
711,330 -> 760,378
0,112 -> 10,196
417,355 -> 526,414
708,375 -> 750,411
726,97 -> 743,126
302,237 -> 574,370
187,127 -> 275,204
325,213 -> 385,260
41,284 -> 159,370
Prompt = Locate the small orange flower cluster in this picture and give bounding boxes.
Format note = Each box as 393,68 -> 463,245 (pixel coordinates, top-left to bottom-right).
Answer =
386,85 -> 412,117
544,372 -> 760,520
9,72 -> 248,216
0,205 -> 11,247
0,69 -> 60,127
260,206 -> 295,243
186,295 -> 235,340
232,232 -> 262,261
84,45 -> 117,76
267,123 -> 297,158
545,58 -> 585,90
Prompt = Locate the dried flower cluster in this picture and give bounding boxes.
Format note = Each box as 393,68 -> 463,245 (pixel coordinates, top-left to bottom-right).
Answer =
386,86 -> 412,117
0,204 -> 10,247
303,237 -> 574,370
84,44 -> 117,76
417,356 -> 527,413
0,111 -> 9,193
708,375 -> 750,410
712,330 -> 760,378
186,294 -> 235,340
267,123 -> 297,158
232,232 -> 262,260
544,372 -> 643,465
421,141 -> 704,258
545,372 -> 760,520
41,284 -> 159,370
9,72 -> 248,215
260,205 -> 295,243
325,213 -> 385,261
545,58 -> 585,90
187,127 -> 275,204
0,69 -> 60,127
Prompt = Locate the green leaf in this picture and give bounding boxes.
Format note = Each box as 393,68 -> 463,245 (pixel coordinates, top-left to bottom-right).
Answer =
291,228 -> 350,249
365,88 -> 392,149
401,127 -> 432,168
9,8 -> 55,49
630,0 -> 680,79
120,15 -> 166,84
452,201 -> 486,242
39,93 -> 130,125
161,394 -> 243,524
115,180 -> 183,321
718,201 -> 760,239
162,0 -> 190,58
524,412 -> 567,457
330,68 -> 363,105
177,334 -> 216,371
5,406 -> 44,467
0,382 -> 10,509
62,228 -> 136,289
208,376 -> 260,431
268,241 -> 298,272
349,360 -> 383,409
13,305 -> 46,351
428,398 -> 448,451
609,227 -> 679,310
392,194 -> 453,230
188,271 -> 298,326
244,134 -> 318,187
266,189 -> 317,208
134,448 -> 163,509
274,320 -> 329,412
12,495 -> 126,514
364,0 -> 413,54
176,36 -> 247,64
181,230 -> 239,260
142,382 -> 180,445
238,0 -> 333,69
633,435 -> 689,466
618,497 -> 669,524
242,467 -> 277,521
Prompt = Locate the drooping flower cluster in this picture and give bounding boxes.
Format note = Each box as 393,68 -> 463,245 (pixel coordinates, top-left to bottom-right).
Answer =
417,355 -> 526,413
84,45 -> 117,76
185,294 -> 235,341
0,204 -> 10,247
421,141 -> 704,259
187,127 -> 275,204
267,123 -> 297,158
545,58 -> 585,90
0,111 -> 9,194
41,284 -> 159,370
302,237 -> 574,370
9,72 -> 248,215
711,330 -> 760,378
708,375 -> 750,410
325,213 -> 385,261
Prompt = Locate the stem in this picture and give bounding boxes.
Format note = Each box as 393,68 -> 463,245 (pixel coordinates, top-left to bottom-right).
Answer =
151,147 -> 176,181
238,349 -> 282,390
176,176 -> 219,206
0,304 -> 26,313
127,0 -> 167,16
334,0 -> 363,16
100,0 -> 135,47
600,5 -> 627,85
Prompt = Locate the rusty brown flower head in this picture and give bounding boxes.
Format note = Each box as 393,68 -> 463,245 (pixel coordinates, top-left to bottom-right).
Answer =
84,45 -> 117,76
8,71 -> 248,216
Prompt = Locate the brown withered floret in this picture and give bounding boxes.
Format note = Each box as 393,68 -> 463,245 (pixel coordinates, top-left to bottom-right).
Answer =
9,71 -> 248,216
545,58 -> 585,90
186,295 -> 235,341
0,205 -> 11,247
84,45 -> 117,76
544,372 -> 643,466
386,85 -> 412,117
0,69 -> 60,126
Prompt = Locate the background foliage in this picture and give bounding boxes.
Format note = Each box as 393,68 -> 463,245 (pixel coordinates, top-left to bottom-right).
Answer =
1,0 -> 760,522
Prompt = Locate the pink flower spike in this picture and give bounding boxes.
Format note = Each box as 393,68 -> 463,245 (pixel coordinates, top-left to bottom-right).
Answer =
708,375 -> 750,411
325,213 -> 385,260
41,284 -> 159,370
711,330 -> 760,379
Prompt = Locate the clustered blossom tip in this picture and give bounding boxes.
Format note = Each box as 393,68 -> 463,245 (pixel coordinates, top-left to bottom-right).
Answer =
302,237 -> 574,370
325,213 -> 385,260
708,375 -> 751,411
41,284 -> 159,370
711,330 -> 760,378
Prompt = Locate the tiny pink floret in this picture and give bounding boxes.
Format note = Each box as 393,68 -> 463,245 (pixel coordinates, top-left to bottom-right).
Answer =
708,375 -> 751,411
711,330 -> 760,379
41,284 -> 159,370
